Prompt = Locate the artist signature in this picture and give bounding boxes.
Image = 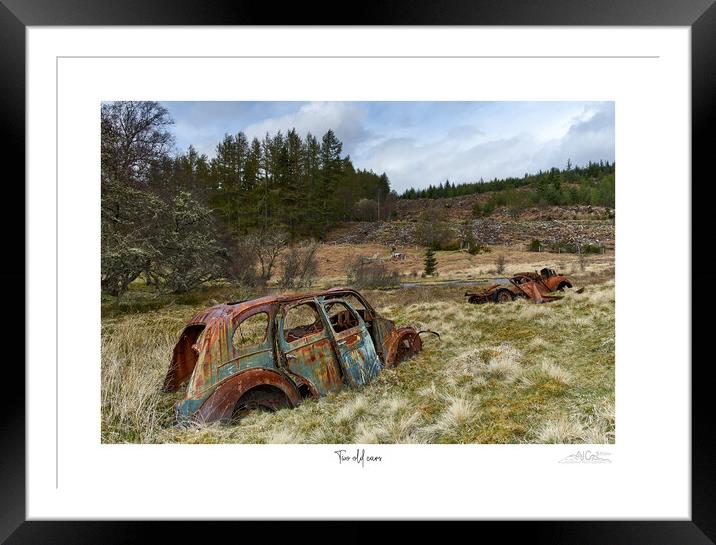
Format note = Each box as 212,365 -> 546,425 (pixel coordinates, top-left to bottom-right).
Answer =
559,450 -> 612,464
334,448 -> 383,467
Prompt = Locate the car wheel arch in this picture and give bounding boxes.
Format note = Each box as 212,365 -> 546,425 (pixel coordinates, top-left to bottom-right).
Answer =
385,328 -> 422,368
196,368 -> 301,423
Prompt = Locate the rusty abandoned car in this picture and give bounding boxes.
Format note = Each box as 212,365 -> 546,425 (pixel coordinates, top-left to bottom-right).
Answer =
163,288 -> 426,424
465,268 -> 575,304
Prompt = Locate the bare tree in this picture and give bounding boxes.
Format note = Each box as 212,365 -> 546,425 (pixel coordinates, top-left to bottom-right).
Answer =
101,101 -> 174,186
496,254 -> 507,275
578,252 -> 587,272
246,230 -> 288,283
279,240 -> 319,289
225,236 -> 259,287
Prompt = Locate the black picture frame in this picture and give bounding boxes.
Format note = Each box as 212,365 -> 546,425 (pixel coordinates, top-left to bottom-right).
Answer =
4,1 -> 713,543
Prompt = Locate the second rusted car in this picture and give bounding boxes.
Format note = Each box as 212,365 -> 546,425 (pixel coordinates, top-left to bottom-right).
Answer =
163,288 -> 424,424
465,268 -> 574,304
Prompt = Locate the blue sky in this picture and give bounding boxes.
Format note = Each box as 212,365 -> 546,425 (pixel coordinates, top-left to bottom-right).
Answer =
161,101 -> 615,193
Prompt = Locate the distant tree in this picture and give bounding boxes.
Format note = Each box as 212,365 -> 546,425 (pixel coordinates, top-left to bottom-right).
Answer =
457,220 -> 476,250
424,247 -> 438,276
353,198 -> 379,221
398,161 -> 614,206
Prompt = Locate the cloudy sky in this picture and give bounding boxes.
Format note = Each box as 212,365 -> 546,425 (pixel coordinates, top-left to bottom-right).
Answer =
161,101 -> 614,193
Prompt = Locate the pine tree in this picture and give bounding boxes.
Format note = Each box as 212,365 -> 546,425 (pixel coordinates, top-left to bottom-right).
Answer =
240,137 -> 262,232
424,247 -> 437,276
303,132 -> 323,237
318,129 -> 344,234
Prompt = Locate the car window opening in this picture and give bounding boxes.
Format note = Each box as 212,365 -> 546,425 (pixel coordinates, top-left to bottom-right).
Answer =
324,301 -> 360,334
233,312 -> 269,350
284,303 -> 324,343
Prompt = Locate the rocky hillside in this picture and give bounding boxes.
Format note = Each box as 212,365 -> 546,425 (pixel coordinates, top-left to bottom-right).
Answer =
393,192 -> 614,222
326,218 -> 614,249
327,194 -> 615,249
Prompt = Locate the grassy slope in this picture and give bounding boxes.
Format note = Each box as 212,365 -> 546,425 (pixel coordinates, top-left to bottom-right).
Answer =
101,279 -> 614,445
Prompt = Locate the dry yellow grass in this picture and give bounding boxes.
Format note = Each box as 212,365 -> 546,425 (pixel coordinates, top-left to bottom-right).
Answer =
289,242 -> 613,285
102,272 -> 615,444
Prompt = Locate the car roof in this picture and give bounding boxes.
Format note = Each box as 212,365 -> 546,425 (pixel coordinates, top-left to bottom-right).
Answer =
185,287 -> 368,327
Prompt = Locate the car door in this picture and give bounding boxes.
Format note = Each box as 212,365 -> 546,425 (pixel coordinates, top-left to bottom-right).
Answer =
218,309 -> 273,381
277,299 -> 344,396
321,300 -> 382,387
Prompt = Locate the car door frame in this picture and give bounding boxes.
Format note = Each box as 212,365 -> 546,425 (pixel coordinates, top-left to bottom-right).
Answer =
276,297 -> 345,396
319,297 -> 382,388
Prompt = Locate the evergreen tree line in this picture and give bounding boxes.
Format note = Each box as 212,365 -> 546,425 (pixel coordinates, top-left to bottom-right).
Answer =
144,124 -> 393,238
101,101 -> 393,296
401,161 -> 615,209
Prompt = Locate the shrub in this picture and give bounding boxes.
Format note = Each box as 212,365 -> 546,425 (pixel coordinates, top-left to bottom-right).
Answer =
435,239 -> 461,251
549,241 -> 602,254
415,208 -> 454,250
550,241 -> 579,253
467,242 -> 491,255
482,199 -> 496,216
529,239 -> 542,252
346,257 -> 400,288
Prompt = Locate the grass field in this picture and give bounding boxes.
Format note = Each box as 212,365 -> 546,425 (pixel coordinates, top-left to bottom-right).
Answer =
101,256 -> 615,444
305,243 -> 614,284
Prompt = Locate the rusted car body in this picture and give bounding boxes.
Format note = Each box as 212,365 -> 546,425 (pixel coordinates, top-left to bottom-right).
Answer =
163,287 -> 424,424
465,268 -> 573,304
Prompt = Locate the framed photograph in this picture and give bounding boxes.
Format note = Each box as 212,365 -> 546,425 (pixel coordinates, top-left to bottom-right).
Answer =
7,0 -> 713,542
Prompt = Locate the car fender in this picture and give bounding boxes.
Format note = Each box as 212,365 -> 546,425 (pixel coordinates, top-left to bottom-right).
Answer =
384,327 -> 422,368
195,368 -> 301,422
555,277 -> 573,290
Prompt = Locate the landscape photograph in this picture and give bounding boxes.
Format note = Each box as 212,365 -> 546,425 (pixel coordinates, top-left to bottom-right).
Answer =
101,100 -> 615,444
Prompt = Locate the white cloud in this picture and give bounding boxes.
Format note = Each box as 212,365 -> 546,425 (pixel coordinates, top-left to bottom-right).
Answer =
164,101 -> 614,193
242,102 -> 371,154
351,102 -> 614,192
